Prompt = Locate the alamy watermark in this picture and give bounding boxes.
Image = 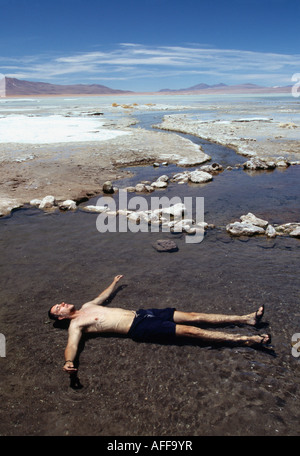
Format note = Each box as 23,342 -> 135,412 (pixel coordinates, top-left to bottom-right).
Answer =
0,73 -> 5,98
291,333 -> 300,358
0,333 -> 6,357
95,191 -> 205,244
291,73 -> 300,98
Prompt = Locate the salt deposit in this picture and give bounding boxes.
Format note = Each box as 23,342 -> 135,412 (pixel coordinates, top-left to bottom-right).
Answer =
158,114 -> 300,161
0,115 -> 131,144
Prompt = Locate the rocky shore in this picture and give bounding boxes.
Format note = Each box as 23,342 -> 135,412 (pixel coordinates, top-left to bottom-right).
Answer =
0,126 -> 209,216
157,115 -> 300,162
1,108 -> 300,240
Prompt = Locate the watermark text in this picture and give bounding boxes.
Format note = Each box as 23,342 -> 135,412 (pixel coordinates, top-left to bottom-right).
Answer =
95,191 -> 205,244
0,333 -> 6,357
291,73 -> 300,98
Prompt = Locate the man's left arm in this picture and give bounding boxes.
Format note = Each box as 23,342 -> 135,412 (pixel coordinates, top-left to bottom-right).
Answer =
88,275 -> 123,306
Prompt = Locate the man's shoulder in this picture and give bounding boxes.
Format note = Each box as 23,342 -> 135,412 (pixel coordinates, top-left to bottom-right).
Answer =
81,301 -> 101,309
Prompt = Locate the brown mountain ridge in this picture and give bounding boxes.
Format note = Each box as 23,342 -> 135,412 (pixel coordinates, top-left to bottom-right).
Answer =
2,77 -> 132,96
0,76 -> 291,96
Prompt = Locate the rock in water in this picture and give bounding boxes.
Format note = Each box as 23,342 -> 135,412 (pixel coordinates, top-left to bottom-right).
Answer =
189,170 -> 213,184
226,221 -> 265,236
103,181 -> 114,194
240,212 -> 268,228
39,195 -> 56,209
152,239 -> 178,252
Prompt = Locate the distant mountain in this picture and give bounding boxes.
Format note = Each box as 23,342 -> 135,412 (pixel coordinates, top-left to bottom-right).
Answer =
158,82 -> 291,94
1,77 -> 291,97
3,77 -> 132,96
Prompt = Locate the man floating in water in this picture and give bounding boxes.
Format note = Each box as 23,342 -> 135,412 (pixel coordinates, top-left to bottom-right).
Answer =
48,275 -> 271,374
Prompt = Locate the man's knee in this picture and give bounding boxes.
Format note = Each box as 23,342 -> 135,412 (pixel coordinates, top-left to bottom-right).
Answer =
175,324 -> 199,338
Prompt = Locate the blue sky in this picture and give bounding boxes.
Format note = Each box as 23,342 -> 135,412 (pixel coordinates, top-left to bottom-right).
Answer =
0,0 -> 299,91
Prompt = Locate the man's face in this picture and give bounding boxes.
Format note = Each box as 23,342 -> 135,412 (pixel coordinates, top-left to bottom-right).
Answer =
51,302 -> 75,319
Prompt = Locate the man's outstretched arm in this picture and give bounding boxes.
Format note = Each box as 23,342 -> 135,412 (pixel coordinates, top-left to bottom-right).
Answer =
63,325 -> 82,373
88,275 -> 124,306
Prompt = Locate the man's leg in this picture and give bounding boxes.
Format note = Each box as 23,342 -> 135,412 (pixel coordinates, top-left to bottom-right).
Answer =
173,305 -> 264,326
175,324 -> 271,347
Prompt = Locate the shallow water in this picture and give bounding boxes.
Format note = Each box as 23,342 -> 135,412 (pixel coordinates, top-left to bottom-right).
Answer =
0,158 -> 300,436
0,96 -> 300,436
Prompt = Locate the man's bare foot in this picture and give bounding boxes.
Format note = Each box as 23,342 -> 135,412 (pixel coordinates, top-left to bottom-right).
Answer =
247,305 -> 265,326
245,333 -> 271,347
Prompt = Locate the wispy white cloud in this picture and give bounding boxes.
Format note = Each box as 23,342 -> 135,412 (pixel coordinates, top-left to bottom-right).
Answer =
1,43 -> 299,88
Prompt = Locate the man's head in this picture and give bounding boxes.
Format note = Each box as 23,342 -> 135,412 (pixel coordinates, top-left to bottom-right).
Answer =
48,302 -> 75,321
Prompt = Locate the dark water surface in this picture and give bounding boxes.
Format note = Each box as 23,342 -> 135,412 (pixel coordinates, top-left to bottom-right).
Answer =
0,136 -> 300,435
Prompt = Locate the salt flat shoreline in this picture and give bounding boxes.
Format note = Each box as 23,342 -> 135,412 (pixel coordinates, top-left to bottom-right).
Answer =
0,124 -> 209,216
0,104 -> 299,217
157,115 -> 300,161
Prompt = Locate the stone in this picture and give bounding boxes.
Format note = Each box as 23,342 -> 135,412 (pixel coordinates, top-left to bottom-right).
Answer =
152,239 -> 178,252
171,221 -> 191,233
200,163 -> 223,174
117,209 -> 132,217
189,170 -> 213,184
59,200 -> 77,211
151,181 -> 168,188
243,158 -> 276,170
127,212 -> 141,224
135,183 -> 146,192
226,221 -> 265,236
39,195 -> 56,209
275,223 -> 300,235
265,224 -> 277,238
240,212 -> 269,228
276,160 -> 290,167
103,181 -> 114,194
144,185 -> 155,192
161,203 -> 186,219
83,205 -> 109,213
289,227 -> 300,238
156,174 -> 169,182
30,199 -> 42,207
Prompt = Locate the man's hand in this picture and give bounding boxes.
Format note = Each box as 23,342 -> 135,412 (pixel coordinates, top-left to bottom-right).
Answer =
63,361 -> 77,374
114,275 -> 123,283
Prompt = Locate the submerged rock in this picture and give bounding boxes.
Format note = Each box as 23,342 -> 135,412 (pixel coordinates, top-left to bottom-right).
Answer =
152,239 -> 178,252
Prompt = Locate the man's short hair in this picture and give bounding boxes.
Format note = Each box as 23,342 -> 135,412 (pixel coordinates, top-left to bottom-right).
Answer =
48,306 -> 59,320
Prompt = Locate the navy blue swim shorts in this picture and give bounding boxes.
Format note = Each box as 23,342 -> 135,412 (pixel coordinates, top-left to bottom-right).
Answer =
128,308 -> 176,341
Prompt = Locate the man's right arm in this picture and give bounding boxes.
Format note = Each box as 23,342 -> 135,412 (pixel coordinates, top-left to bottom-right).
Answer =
63,325 -> 82,373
